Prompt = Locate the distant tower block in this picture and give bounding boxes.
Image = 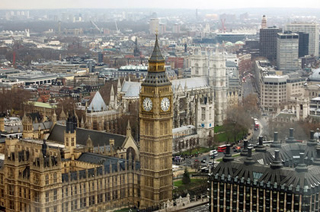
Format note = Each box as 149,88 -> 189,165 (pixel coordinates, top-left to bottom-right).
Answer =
261,15 -> 267,29
58,21 -> 61,35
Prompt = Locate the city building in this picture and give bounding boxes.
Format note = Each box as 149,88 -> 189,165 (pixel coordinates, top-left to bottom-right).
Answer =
210,130 -> 320,212
309,97 -> 320,116
97,52 -> 104,64
260,75 -> 288,111
286,23 -> 319,57
116,47 -> 229,146
260,72 -> 306,113
172,24 -> 181,34
149,18 -> 159,35
259,26 -> 282,62
190,48 -> 228,125
0,35 -> 174,212
297,32 -> 309,58
261,15 -> 267,29
276,32 -> 300,71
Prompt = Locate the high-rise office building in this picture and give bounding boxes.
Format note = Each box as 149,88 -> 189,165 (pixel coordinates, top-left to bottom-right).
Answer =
298,32 -> 309,58
149,18 -> 159,35
276,32 -> 299,71
260,27 -> 282,62
172,24 -> 180,34
98,52 -> 103,63
286,23 -> 319,57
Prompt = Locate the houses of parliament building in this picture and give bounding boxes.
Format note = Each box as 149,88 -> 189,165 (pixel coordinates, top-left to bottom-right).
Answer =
0,36 -> 173,212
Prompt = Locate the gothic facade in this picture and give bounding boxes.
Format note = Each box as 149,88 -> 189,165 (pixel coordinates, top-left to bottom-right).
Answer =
0,36 -> 174,212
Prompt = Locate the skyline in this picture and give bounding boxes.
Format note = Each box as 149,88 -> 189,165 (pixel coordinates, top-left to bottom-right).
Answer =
1,0 -> 320,10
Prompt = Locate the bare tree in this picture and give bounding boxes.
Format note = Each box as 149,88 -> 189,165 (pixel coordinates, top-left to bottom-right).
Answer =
224,102 -> 253,143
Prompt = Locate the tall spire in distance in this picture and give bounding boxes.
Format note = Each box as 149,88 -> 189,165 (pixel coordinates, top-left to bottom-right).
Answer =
261,15 -> 267,29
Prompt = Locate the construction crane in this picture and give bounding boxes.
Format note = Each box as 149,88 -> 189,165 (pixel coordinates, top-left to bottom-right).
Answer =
90,20 -> 103,34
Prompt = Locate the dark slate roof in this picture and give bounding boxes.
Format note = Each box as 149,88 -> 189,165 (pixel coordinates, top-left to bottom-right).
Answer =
77,152 -> 124,165
240,142 -> 318,167
61,154 -> 140,183
213,159 -> 320,193
249,151 -> 274,165
212,141 -> 320,194
149,35 -> 164,63
77,152 -> 140,172
141,71 -> 171,87
48,124 -> 126,149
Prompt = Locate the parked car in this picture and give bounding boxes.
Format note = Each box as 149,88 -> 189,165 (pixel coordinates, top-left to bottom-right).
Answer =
210,150 -> 218,156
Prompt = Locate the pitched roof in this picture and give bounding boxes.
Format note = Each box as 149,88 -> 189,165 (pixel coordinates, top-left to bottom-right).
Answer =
149,35 -> 164,62
48,124 -> 126,149
120,76 -> 210,98
87,91 -> 107,112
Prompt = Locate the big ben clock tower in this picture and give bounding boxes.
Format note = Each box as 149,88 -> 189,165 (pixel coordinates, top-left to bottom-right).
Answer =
139,35 -> 173,208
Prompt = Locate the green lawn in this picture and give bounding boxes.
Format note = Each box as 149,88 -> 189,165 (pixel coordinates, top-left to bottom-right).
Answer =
215,131 -> 246,143
174,178 -> 205,187
214,125 -> 224,133
177,147 -> 211,156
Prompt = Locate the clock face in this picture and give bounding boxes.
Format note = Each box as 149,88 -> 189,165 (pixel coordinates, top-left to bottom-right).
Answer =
161,97 -> 170,112
143,97 -> 153,111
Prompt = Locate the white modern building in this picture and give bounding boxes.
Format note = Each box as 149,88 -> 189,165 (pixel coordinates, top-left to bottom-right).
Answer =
261,75 -> 288,111
286,23 -> 319,57
149,18 -> 159,35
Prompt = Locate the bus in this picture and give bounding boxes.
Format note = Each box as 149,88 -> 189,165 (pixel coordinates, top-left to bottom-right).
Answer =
217,145 -> 227,153
254,122 -> 259,130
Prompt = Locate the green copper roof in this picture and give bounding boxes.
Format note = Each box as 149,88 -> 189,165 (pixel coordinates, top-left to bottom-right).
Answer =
149,35 -> 164,62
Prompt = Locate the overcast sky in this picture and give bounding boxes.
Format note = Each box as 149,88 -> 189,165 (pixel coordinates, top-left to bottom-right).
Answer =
1,0 -> 320,10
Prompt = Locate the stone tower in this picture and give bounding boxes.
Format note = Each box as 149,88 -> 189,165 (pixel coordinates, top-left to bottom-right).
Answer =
209,48 -> 227,125
64,114 -> 77,159
261,15 -> 267,29
139,35 -> 173,208
190,48 -> 208,77
22,113 -> 34,139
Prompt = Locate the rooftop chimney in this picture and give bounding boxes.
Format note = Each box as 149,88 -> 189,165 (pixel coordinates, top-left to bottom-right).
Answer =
286,128 -> 297,143
240,140 -> 249,156
314,147 -> 320,166
270,150 -> 283,169
222,144 -> 234,162
255,136 -> 266,152
271,132 -> 281,148
244,147 -> 255,165
295,152 -> 308,173
307,130 -> 317,146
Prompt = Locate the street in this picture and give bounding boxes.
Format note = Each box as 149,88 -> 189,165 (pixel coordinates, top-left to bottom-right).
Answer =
242,74 -> 255,99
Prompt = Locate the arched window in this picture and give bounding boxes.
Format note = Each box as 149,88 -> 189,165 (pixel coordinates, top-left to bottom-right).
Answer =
126,147 -> 136,161
53,173 -> 57,183
195,63 -> 199,75
45,174 -> 49,185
